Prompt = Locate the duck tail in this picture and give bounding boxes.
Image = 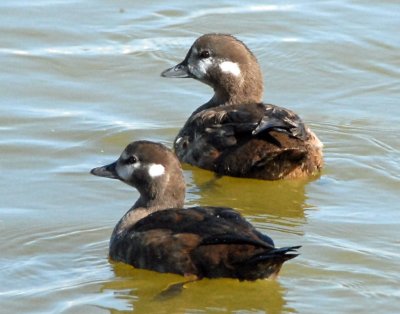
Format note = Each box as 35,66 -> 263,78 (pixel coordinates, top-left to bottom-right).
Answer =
238,245 -> 301,280
248,245 -> 301,264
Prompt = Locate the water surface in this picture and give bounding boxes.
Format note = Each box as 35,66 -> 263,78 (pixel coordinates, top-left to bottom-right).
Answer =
1,1 -> 399,313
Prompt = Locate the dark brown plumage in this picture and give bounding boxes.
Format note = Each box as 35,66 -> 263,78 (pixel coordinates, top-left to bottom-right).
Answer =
91,140 -> 300,280
161,33 -> 323,180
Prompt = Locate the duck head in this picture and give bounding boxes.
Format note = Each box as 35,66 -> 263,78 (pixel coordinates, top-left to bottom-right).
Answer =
91,141 -> 185,209
161,33 -> 264,106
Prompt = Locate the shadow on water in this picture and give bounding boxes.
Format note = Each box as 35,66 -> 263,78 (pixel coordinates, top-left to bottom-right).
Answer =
98,262 -> 295,314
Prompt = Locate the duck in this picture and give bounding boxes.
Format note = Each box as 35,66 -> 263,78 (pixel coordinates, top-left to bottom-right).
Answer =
161,33 -> 323,180
91,140 -> 300,280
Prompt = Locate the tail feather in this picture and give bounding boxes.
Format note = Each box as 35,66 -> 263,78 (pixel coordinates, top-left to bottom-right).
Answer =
235,245 -> 300,280
247,245 -> 301,265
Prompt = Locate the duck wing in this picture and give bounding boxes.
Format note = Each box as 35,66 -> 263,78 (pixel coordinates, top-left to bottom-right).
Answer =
174,103 -> 313,178
252,104 -> 308,139
133,206 -> 273,249
188,103 -> 308,142
112,206 -> 299,279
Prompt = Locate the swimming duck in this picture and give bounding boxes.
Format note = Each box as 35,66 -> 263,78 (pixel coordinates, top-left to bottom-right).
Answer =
161,33 -> 323,180
91,140 -> 300,280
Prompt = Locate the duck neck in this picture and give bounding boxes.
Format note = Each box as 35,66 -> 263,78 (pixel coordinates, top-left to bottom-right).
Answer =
204,73 -> 263,110
111,177 -> 186,238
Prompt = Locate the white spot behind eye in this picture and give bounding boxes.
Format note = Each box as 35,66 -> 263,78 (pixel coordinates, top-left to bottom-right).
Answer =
219,61 -> 241,76
148,163 -> 165,178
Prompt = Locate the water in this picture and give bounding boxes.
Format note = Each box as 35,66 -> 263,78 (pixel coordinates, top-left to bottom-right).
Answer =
1,1 -> 399,313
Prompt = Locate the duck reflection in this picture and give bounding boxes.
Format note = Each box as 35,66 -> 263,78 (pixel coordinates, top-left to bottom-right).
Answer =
184,164 -> 318,227
100,262 -> 294,314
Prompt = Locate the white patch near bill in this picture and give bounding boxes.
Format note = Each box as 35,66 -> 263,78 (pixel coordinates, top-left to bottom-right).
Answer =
148,163 -> 165,178
191,58 -> 213,78
188,50 -> 213,79
219,61 -> 241,76
116,163 -> 137,181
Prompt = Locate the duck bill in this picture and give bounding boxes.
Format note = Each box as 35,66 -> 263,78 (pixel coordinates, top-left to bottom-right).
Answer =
161,60 -> 191,78
90,161 -> 119,179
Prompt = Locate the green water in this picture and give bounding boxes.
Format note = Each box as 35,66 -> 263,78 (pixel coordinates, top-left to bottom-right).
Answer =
1,1 -> 399,313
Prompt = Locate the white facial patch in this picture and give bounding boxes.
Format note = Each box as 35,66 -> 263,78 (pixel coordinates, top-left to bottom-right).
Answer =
176,137 -> 183,144
191,58 -> 213,79
188,48 -> 213,79
116,153 -> 141,181
219,61 -> 241,76
147,163 -> 165,178
116,163 -> 138,181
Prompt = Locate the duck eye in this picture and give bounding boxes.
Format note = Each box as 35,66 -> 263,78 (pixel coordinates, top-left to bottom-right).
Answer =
126,155 -> 138,164
199,50 -> 210,59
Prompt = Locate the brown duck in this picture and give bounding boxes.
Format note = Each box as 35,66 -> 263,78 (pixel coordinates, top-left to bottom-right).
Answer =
162,33 -> 323,180
91,140 -> 300,280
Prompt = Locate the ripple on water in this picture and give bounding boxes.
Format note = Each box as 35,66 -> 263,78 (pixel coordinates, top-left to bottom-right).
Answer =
1,0 -> 400,313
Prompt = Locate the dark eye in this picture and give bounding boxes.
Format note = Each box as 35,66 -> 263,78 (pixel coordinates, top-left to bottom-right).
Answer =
199,50 -> 210,59
126,155 -> 138,164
